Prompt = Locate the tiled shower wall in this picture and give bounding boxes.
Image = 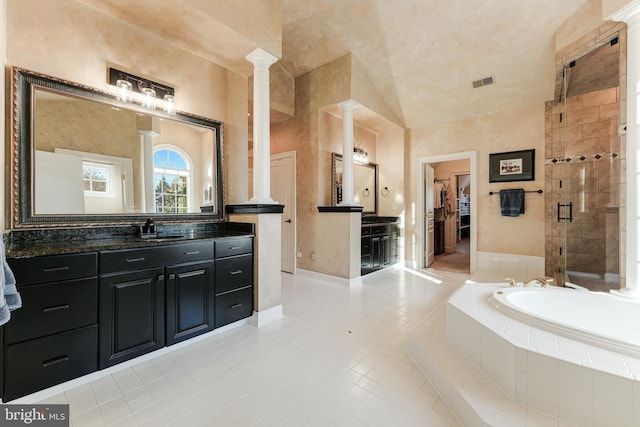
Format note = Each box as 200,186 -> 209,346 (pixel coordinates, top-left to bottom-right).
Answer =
544,21 -> 626,287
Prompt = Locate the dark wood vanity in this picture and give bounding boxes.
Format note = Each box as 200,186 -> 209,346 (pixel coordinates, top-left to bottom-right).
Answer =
361,217 -> 399,275
2,227 -> 254,401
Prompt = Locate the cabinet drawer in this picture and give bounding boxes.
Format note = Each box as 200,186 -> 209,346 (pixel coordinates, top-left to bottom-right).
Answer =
370,225 -> 390,235
4,325 -> 98,401
162,241 -> 214,266
5,277 -> 98,345
361,236 -> 371,255
215,287 -> 253,328
214,255 -> 253,294
99,242 -> 214,274
9,253 -> 97,286
99,246 -> 167,274
214,238 -> 253,258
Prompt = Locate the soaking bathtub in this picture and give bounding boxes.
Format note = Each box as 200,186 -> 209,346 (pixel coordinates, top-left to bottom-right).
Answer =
489,286 -> 640,358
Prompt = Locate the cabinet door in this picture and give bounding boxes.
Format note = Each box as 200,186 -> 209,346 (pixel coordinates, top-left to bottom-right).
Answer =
381,235 -> 391,266
361,236 -> 373,275
99,268 -> 165,369
166,261 -> 214,346
371,236 -> 381,270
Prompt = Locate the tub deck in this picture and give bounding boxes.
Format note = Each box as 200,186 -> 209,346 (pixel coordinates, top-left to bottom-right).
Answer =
409,274 -> 640,426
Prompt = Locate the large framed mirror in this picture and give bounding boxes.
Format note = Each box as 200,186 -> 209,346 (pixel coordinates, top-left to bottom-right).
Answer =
9,67 -> 224,228
331,153 -> 378,214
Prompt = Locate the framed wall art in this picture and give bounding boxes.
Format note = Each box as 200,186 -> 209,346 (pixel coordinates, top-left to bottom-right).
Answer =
489,149 -> 535,183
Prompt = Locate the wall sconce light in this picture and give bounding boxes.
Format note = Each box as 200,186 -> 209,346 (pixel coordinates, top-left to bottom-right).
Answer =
354,147 -> 369,165
108,67 -> 176,114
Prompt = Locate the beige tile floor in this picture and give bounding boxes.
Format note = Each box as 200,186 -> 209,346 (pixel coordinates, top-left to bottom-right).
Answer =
35,266 -> 469,426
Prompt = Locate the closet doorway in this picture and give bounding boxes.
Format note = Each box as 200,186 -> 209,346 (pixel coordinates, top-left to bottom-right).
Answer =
431,164 -> 471,273
417,151 -> 477,274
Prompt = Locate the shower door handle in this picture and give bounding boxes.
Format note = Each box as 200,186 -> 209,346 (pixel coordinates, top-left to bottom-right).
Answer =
557,202 -> 573,222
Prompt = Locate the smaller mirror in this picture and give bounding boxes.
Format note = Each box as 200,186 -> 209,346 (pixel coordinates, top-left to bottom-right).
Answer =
332,153 -> 378,214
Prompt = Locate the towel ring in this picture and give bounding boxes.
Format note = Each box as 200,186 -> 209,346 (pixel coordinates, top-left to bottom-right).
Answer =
380,186 -> 390,197
363,188 -> 370,197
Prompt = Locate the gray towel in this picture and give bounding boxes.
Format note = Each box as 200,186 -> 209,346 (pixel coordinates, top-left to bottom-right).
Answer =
499,189 -> 525,217
0,238 -> 21,326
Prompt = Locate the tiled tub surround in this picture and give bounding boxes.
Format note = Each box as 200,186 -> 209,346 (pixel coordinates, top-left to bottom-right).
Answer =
445,283 -> 640,426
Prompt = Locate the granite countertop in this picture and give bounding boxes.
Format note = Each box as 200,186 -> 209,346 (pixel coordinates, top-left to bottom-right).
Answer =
7,230 -> 254,259
361,216 -> 400,225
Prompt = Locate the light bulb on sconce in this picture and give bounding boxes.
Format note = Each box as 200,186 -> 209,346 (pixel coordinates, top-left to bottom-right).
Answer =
141,87 -> 156,109
116,79 -> 132,102
353,147 -> 369,165
163,94 -> 176,114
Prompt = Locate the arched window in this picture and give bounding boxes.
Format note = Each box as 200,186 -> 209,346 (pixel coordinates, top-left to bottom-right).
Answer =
154,147 -> 191,213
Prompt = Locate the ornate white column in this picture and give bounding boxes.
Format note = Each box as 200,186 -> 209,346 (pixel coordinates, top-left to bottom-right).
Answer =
339,100 -> 358,205
610,1 -> 640,296
246,48 -> 278,204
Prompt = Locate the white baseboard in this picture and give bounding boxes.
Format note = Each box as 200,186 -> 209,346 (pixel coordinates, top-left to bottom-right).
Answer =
476,251 -> 544,280
297,268 -> 362,288
249,305 -> 284,327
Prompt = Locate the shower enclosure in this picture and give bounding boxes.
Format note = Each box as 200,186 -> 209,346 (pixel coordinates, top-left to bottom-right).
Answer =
545,32 -> 623,292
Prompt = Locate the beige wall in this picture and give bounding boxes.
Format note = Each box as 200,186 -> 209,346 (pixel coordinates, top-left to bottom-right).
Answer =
407,104 -> 546,264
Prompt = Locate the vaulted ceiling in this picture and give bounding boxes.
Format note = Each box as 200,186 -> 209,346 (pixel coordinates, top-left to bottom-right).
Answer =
279,0 -> 589,128
76,0 -> 590,128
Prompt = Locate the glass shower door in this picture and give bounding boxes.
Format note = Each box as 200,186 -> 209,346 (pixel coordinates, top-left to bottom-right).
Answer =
550,39 -> 621,292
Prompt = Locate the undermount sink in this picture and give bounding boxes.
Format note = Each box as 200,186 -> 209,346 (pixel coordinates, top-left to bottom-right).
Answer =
139,234 -> 184,241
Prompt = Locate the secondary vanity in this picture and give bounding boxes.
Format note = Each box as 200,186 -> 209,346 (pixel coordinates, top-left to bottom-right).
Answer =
1,68 -> 255,401
330,153 -> 400,276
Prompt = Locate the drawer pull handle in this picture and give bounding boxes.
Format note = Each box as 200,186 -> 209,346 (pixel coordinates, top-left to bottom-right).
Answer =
43,304 -> 70,313
184,251 -> 200,255
229,303 -> 243,309
43,266 -> 69,273
125,257 -> 145,263
229,270 -> 243,275
42,355 -> 69,368
230,246 -> 241,250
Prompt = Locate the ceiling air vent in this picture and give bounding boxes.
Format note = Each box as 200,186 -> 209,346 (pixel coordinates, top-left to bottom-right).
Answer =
472,76 -> 495,88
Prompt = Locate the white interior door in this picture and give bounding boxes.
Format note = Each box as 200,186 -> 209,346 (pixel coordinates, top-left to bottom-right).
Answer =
271,151 -> 296,274
425,164 -> 435,267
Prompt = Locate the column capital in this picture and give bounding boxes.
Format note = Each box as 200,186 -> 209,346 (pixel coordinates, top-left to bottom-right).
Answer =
245,48 -> 279,70
608,0 -> 640,24
338,100 -> 358,111
137,130 -> 159,137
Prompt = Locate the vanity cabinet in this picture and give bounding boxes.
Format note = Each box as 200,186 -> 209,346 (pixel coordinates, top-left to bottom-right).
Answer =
361,222 -> 399,276
214,238 -> 254,328
3,253 -> 99,401
99,241 -> 216,367
2,235 -> 253,400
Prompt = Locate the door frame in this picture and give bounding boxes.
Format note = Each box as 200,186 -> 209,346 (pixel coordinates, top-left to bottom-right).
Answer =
416,151 -> 477,272
271,150 -> 297,274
